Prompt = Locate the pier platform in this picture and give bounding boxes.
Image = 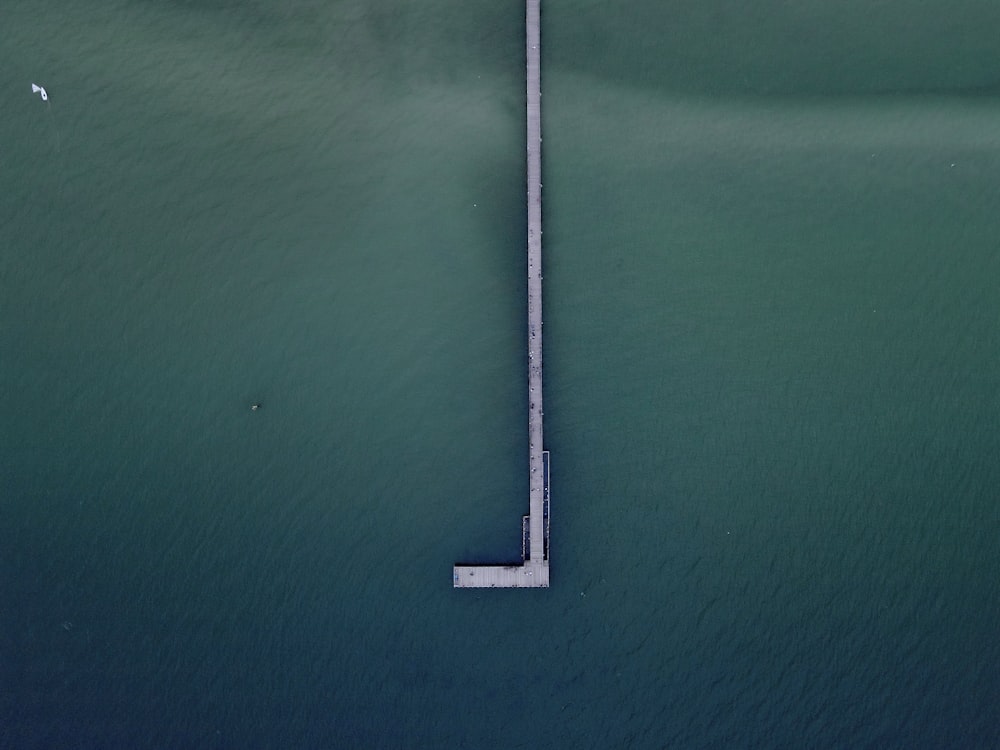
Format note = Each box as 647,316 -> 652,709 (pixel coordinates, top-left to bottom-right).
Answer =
453,561 -> 549,589
453,0 -> 549,588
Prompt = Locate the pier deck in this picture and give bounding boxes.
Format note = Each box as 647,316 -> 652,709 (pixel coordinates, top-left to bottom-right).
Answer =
453,0 -> 548,588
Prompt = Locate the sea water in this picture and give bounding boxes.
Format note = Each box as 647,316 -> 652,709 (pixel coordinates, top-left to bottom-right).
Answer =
2,1 -> 999,747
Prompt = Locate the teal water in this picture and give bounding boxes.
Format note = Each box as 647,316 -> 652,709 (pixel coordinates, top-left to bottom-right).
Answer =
3,1 -> 999,747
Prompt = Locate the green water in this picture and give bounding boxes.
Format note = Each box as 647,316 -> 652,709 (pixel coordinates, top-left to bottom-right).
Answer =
3,1 -> 999,747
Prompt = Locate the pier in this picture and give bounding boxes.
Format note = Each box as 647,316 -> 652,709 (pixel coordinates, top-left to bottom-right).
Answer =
453,0 -> 549,588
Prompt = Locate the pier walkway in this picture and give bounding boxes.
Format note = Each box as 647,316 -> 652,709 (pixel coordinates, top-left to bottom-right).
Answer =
454,0 -> 548,588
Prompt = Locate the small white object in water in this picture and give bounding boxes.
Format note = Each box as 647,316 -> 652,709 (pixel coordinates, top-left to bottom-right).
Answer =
31,83 -> 48,101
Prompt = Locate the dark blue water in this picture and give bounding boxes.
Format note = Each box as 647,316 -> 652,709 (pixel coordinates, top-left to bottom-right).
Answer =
3,1 -> 999,747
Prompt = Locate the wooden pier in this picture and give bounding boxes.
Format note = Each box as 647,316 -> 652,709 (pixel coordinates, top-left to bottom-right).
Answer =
454,0 -> 549,588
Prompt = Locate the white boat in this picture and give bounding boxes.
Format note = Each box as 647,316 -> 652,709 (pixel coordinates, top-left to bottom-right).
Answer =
31,83 -> 48,101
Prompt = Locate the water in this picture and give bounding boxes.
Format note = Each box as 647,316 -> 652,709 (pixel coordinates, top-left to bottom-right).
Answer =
3,1 -> 999,747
